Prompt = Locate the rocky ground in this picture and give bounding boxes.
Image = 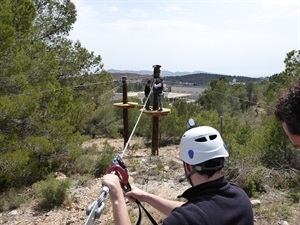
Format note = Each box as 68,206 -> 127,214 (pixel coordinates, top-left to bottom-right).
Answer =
0,138 -> 299,225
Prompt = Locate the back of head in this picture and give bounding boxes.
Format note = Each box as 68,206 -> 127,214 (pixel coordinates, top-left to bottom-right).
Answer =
275,80 -> 300,135
179,126 -> 228,166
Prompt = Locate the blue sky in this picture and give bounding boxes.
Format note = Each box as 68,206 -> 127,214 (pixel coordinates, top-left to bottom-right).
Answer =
69,0 -> 300,77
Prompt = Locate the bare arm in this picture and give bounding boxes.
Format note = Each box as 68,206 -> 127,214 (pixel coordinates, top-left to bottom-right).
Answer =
154,83 -> 162,88
125,186 -> 184,216
102,174 -> 132,225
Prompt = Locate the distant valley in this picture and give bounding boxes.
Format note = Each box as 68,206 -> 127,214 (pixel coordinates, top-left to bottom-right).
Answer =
107,69 -> 205,77
107,69 -> 267,87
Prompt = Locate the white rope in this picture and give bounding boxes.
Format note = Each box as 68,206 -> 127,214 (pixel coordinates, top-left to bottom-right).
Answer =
120,84 -> 154,158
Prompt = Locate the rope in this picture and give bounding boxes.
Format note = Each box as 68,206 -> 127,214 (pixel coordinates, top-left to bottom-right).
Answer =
120,84 -> 154,158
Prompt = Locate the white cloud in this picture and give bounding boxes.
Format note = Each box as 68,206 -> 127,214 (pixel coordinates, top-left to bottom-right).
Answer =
131,8 -> 149,16
69,0 -> 299,77
259,0 -> 299,7
107,6 -> 119,13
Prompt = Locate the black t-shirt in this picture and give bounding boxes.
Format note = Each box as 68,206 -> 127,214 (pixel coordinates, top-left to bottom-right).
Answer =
163,176 -> 254,225
145,83 -> 150,96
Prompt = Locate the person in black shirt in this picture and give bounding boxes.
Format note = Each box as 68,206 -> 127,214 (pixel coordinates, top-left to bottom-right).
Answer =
154,78 -> 164,111
102,123 -> 254,225
144,79 -> 151,110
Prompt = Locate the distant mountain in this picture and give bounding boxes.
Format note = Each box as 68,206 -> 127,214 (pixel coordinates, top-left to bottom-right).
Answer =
107,69 -> 206,77
109,69 -> 266,87
165,73 -> 265,86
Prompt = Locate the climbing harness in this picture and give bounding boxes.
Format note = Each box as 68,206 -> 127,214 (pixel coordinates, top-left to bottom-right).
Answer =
84,83 -> 157,225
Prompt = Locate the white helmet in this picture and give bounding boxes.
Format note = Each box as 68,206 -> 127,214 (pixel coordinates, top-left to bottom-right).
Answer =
179,126 -> 228,165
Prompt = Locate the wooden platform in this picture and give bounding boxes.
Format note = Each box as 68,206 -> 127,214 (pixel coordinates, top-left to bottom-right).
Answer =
141,107 -> 171,117
113,102 -> 138,109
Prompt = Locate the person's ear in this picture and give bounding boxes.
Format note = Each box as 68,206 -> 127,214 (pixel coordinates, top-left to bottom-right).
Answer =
184,163 -> 192,172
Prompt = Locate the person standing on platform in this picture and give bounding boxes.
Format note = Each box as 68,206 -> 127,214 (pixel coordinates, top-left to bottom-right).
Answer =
144,79 -> 151,110
154,78 -> 164,111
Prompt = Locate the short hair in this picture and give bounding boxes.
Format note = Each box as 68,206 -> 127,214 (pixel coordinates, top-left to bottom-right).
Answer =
274,79 -> 300,135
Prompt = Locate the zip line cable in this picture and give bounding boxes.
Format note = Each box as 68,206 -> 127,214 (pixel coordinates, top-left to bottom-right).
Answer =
43,80 -> 120,94
108,82 -> 157,225
4,81 -> 123,101
84,84 -> 155,225
121,84 -> 154,158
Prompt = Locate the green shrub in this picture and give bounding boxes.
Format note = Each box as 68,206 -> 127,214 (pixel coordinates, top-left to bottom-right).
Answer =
225,165 -> 266,198
239,174 -> 265,198
257,203 -> 291,220
33,174 -> 71,208
156,159 -> 164,171
130,142 -> 141,151
0,188 -> 24,211
106,123 -> 121,139
289,188 -> 300,203
75,154 -> 96,175
94,141 -> 115,177
0,149 -> 41,188
168,159 -> 182,170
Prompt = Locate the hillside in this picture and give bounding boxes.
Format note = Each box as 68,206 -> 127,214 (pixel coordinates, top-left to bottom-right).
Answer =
165,73 -> 266,86
107,69 -> 206,77
111,72 -> 152,81
110,71 -> 266,87
1,137 -> 299,225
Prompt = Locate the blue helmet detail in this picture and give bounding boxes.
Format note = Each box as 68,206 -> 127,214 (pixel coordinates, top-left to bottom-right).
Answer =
188,149 -> 194,159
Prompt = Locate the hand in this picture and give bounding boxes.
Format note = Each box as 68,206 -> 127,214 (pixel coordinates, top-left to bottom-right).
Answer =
102,174 -> 123,201
125,185 -> 148,202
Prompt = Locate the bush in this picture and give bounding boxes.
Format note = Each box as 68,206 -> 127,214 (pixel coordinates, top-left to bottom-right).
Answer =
257,203 -> 292,221
33,174 -> 71,208
75,154 -> 96,175
94,141 -> 115,177
289,188 -> 300,203
0,149 -> 42,188
225,165 -> 266,198
0,188 -> 24,211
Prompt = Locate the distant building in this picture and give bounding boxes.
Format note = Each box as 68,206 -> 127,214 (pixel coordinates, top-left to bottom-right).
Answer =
113,91 -> 145,103
230,78 -> 245,85
112,86 -> 206,105
165,92 -> 193,104
170,86 -> 206,100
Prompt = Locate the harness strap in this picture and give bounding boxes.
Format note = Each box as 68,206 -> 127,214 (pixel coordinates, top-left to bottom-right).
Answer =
135,200 -> 158,225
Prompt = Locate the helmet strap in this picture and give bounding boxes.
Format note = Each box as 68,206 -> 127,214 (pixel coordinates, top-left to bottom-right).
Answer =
184,158 -> 225,185
194,158 -> 225,178
184,163 -> 198,186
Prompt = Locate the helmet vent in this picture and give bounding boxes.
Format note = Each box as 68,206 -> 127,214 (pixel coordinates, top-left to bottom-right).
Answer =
209,134 -> 217,140
195,137 -> 207,142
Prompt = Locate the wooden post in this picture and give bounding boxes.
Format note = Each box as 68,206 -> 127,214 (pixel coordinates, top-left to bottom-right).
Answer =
152,116 -> 159,155
151,65 -> 161,155
122,76 -> 129,148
